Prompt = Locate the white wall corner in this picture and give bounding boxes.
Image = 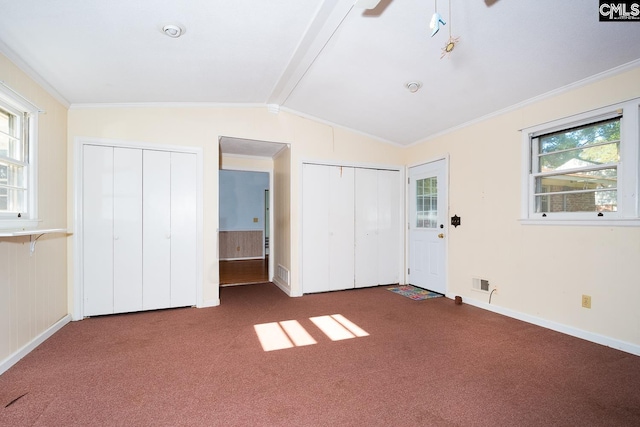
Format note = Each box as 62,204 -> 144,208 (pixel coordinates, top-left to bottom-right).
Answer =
0,314 -> 71,376
198,298 -> 220,308
273,276 -> 301,297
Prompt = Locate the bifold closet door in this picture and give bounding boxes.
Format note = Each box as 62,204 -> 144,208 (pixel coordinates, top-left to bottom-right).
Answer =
302,164 -> 331,293
355,169 -> 400,288
302,164 -> 355,293
83,145 -> 115,316
169,152 -> 197,307
354,168 -> 378,288
83,146 -> 143,316
84,146 -> 196,316
328,166 -> 355,291
376,169 -> 400,285
142,150 -> 197,309
113,148 -> 143,313
142,150 -> 171,310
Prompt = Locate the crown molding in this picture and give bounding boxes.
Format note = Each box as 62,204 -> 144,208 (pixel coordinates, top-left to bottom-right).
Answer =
0,40 -> 70,109
408,59 -> 640,147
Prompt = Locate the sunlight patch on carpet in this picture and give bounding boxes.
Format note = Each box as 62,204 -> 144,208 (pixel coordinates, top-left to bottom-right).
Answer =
387,285 -> 443,301
254,322 -> 296,351
331,314 -> 369,337
280,320 -> 317,347
309,315 -> 370,341
254,315 -> 369,351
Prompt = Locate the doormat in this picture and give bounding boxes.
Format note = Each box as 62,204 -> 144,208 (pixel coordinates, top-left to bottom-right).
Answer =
387,285 -> 443,301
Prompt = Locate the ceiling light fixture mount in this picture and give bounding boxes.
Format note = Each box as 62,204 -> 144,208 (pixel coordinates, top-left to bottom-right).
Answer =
406,81 -> 422,93
162,24 -> 184,38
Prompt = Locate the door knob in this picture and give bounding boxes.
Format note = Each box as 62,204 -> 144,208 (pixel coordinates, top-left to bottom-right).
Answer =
438,233 -> 444,239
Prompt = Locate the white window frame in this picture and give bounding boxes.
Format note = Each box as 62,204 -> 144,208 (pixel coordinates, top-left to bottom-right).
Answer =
0,83 -> 39,230
520,98 -> 640,226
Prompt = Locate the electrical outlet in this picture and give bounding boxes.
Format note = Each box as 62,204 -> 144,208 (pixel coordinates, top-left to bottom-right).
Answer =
582,294 -> 592,309
492,286 -> 498,294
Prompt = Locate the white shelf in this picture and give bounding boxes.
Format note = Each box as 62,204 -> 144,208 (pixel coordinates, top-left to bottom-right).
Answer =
0,228 -> 69,255
0,228 -> 68,237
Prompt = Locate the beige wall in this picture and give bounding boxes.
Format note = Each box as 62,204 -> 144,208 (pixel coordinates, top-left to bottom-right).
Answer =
220,153 -> 274,171
404,67 -> 640,349
6,49 -> 635,369
0,53 -> 68,367
67,108 -> 404,306
273,147 -> 292,292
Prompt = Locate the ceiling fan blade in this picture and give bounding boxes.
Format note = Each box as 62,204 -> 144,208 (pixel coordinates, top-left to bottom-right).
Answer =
354,0 -> 382,9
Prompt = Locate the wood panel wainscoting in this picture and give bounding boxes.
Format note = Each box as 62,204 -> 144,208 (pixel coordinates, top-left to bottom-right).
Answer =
219,230 -> 264,260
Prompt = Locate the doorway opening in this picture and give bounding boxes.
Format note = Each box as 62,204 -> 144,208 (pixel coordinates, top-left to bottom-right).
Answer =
219,169 -> 269,285
218,136 -> 287,287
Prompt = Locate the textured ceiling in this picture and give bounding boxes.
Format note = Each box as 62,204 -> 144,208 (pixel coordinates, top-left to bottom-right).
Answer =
0,0 -> 639,147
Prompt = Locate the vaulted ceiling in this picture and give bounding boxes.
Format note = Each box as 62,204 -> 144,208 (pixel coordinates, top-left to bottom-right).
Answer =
1,0 -> 639,145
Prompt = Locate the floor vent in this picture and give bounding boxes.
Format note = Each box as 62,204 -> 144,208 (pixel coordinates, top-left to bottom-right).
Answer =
277,264 -> 290,286
472,277 -> 490,292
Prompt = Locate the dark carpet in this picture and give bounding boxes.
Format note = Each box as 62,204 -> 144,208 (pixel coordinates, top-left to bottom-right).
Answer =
1,283 -> 639,426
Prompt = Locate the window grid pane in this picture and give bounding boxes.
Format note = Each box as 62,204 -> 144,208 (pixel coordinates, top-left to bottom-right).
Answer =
0,91 -> 31,221
535,190 -> 617,213
533,117 -> 620,214
0,107 -> 24,162
0,187 -> 25,212
539,118 -> 620,156
416,177 -> 437,228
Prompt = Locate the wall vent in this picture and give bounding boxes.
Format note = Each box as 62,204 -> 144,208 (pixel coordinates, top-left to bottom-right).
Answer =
472,277 -> 490,292
277,264 -> 290,286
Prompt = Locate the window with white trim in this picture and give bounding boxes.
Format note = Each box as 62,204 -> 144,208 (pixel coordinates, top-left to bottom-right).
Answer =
521,98 -> 640,224
0,84 -> 38,229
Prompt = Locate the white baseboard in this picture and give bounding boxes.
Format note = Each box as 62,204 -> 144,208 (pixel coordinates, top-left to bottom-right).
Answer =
198,298 -> 220,308
449,293 -> 640,357
0,314 -> 72,376
273,276 -> 302,297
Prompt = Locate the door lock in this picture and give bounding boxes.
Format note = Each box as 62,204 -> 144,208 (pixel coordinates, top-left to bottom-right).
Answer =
438,233 -> 444,239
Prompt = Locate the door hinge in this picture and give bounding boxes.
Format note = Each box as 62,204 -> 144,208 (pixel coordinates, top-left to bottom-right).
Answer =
408,177 -> 410,184
408,268 -> 410,275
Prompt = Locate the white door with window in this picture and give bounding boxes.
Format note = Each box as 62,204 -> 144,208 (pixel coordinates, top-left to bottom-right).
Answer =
408,160 -> 447,294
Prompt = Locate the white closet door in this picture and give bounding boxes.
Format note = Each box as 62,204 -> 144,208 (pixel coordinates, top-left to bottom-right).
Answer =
83,145 -> 114,316
377,169 -> 400,284
328,166 -> 355,291
355,168 -> 379,288
113,148 -> 143,313
169,152 -> 197,307
302,164 -> 331,293
143,150 -> 171,310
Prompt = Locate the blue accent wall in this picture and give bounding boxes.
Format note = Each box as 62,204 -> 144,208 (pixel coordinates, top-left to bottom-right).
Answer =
219,170 -> 269,230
